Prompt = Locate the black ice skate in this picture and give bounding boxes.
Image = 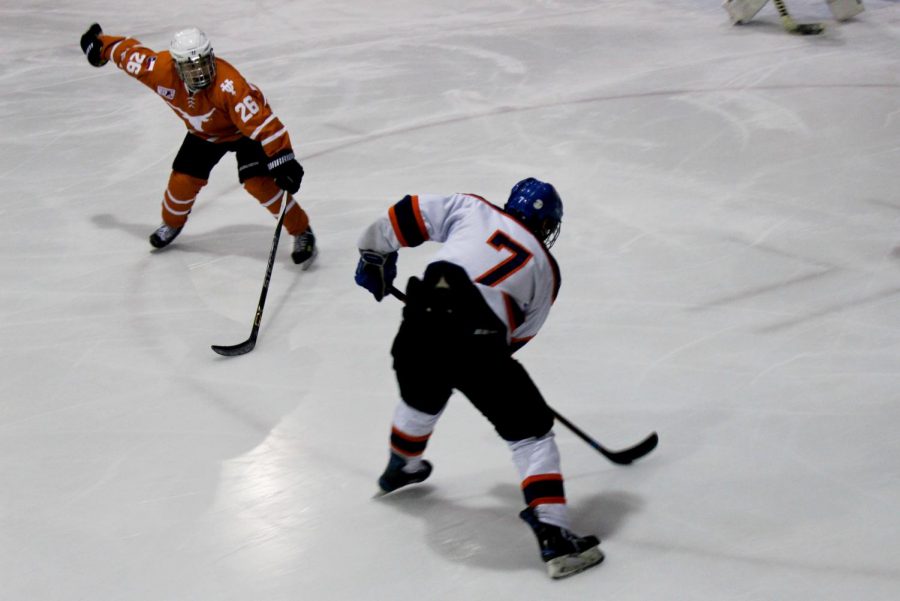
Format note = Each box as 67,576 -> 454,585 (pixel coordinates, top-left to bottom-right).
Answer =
149,223 -> 183,249
291,226 -> 317,269
519,507 -> 604,579
377,452 -> 432,494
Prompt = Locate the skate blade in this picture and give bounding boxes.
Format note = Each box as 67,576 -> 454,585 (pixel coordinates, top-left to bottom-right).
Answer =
547,546 -> 604,579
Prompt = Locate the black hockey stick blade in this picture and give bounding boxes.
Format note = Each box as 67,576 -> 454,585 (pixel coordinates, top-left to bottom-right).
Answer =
791,22 -> 825,35
552,408 -> 658,465
598,431 -> 659,465
773,0 -> 824,35
211,333 -> 258,356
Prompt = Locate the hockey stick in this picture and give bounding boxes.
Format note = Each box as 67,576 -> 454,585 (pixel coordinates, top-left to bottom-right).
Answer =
386,285 -> 658,465
211,192 -> 288,356
551,410 -> 658,465
772,0 -> 825,35
388,285 -> 407,302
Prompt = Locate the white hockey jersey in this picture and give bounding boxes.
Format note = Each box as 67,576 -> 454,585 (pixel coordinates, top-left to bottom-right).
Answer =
357,193 -> 561,348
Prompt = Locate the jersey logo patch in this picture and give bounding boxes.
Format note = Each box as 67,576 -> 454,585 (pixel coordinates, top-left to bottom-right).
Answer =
220,79 -> 236,95
166,102 -> 216,132
156,86 -> 176,100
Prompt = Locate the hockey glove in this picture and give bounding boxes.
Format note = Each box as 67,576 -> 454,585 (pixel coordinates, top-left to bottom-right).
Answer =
80,23 -> 107,67
267,150 -> 304,194
355,250 -> 398,302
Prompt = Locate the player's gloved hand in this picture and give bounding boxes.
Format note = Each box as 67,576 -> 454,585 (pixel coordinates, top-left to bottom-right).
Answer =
355,250 -> 398,302
267,150 -> 304,194
80,23 -> 107,67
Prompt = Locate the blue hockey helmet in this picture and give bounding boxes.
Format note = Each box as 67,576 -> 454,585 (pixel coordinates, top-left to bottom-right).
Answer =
504,178 -> 563,248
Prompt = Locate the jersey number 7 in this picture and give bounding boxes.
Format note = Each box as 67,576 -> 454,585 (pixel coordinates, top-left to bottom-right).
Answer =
476,231 -> 533,287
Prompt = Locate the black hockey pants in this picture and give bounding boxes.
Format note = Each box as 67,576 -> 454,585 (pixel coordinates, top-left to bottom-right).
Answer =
391,261 -> 554,442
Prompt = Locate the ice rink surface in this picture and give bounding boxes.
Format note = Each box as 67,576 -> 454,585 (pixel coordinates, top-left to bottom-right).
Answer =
2,1 -> 899,599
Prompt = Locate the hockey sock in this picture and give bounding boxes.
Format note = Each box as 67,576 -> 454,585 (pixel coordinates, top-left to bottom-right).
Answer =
162,172 -> 206,228
244,176 -> 309,235
509,432 -> 571,529
388,400 -> 443,463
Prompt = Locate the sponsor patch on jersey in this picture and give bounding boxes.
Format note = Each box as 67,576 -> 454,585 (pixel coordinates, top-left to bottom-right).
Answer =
157,86 -> 176,100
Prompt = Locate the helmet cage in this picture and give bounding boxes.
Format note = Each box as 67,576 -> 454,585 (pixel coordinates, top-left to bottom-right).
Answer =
540,217 -> 562,249
170,28 -> 216,92
174,54 -> 216,91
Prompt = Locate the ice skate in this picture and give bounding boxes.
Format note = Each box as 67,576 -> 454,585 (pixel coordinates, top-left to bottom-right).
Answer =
292,226 -> 317,269
377,452 -> 432,495
519,507 -> 604,579
149,223 -> 183,249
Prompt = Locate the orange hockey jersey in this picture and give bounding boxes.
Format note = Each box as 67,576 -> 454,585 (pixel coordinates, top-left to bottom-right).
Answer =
97,34 -> 293,158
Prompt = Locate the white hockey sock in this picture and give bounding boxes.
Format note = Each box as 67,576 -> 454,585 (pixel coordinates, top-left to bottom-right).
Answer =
508,432 -> 572,529
535,503 -> 571,530
390,400 -> 443,469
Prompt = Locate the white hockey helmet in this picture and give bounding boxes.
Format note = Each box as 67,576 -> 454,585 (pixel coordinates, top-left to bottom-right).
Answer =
169,27 -> 216,91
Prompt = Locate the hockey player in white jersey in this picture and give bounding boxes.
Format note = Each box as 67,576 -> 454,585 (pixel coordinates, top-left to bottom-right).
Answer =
354,178 -> 603,579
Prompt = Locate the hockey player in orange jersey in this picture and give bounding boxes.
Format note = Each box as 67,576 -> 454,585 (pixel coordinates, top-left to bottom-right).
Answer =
79,23 -> 316,267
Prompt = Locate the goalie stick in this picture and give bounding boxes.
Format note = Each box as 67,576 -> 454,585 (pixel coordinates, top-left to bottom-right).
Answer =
387,285 -> 658,465
211,192 -> 288,357
772,0 -> 825,35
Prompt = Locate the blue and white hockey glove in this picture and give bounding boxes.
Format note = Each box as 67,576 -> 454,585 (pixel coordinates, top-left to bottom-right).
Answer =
355,250 -> 397,302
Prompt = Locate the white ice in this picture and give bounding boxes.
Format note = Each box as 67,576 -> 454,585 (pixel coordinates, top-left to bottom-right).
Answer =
2,1 -> 899,599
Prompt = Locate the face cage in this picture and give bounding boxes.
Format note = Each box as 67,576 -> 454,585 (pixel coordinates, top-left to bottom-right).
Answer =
542,220 -> 561,249
174,53 -> 216,91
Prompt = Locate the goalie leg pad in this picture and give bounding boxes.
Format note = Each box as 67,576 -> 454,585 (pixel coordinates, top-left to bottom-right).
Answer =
827,0 -> 864,21
723,0 -> 770,24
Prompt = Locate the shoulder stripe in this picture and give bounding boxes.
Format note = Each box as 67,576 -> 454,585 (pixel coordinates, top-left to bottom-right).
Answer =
388,195 -> 428,247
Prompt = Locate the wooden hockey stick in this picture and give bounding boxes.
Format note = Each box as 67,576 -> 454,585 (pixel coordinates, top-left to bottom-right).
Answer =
387,285 -> 658,465
772,0 -> 825,35
211,192 -> 288,356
